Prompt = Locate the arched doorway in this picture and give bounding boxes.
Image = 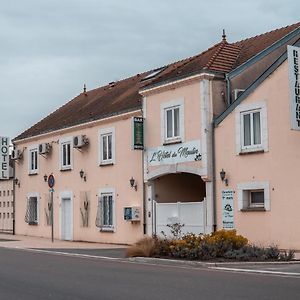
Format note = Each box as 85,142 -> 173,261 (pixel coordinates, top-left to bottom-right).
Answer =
151,173 -> 206,236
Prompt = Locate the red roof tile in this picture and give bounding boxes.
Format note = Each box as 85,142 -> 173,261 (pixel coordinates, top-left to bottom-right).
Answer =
14,22 -> 300,141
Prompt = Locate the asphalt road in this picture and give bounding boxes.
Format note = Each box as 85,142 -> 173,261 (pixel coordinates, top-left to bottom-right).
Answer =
0,247 -> 299,300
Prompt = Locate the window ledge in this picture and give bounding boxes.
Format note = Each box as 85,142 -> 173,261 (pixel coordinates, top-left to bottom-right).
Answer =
60,167 -> 72,172
240,207 -> 266,212
100,227 -> 115,232
28,222 -> 38,225
99,161 -> 114,167
163,139 -> 182,146
28,172 -> 38,176
239,148 -> 265,155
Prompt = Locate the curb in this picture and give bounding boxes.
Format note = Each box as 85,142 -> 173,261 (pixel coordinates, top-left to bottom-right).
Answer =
128,256 -> 300,268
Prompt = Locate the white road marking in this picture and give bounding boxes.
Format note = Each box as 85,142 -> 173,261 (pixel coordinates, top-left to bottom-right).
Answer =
210,266 -> 300,277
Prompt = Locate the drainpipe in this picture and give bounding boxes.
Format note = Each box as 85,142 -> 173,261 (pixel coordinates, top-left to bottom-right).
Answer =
226,74 -> 231,107
212,120 -> 217,232
12,152 -> 16,235
140,106 -> 146,235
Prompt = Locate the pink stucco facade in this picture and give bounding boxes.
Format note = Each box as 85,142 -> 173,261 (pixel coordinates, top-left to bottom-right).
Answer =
14,111 -> 144,244
215,60 -> 300,249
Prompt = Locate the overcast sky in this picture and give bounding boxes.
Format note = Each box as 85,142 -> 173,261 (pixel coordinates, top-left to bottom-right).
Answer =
0,0 -> 298,139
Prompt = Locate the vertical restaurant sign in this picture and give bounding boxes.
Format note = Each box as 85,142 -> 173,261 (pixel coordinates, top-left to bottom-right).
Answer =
288,45 -> 300,130
222,190 -> 234,230
0,137 -> 10,180
132,117 -> 144,150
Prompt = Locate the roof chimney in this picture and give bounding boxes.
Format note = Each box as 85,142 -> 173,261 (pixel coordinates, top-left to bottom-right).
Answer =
83,83 -> 87,96
222,29 -> 227,42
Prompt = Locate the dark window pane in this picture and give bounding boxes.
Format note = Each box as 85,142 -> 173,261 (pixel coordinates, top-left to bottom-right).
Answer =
243,114 -> 251,146
253,112 -> 261,145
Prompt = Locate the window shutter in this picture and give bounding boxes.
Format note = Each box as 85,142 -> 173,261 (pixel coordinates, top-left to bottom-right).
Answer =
24,198 -> 30,224
95,197 -> 103,228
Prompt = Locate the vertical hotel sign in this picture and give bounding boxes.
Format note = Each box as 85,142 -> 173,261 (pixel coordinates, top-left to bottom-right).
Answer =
288,45 -> 300,130
132,117 -> 144,150
0,137 -> 10,179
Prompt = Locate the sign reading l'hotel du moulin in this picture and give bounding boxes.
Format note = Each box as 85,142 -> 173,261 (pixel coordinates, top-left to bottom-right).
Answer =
147,140 -> 201,166
288,45 -> 300,130
0,137 -> 10,180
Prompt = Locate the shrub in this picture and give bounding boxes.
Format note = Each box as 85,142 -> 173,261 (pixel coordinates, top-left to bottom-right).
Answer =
126,230 -> 295,262
279,249 -> 295,261
126,237 -> 157,258
201,230 -> 248,257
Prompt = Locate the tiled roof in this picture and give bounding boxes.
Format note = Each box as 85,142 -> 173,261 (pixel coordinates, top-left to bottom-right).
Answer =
14,22 -> 300,141
148,22 -> 300,87
14,73 -> 150,141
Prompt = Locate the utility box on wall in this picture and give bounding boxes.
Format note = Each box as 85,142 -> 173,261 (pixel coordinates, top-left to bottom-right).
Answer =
124,206 -> 141,221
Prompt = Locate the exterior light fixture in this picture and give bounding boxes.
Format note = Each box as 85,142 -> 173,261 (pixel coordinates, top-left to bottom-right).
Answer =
80,169 -> 87,182
220,169 -> 228,186
14,178 -> 20,188
44,174 -> 48,182
130,177 -> 137,191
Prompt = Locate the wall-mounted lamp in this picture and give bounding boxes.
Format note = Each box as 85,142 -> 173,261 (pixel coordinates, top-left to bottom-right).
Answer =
14,178 -> 20,188
129,177 -> 137,191
220,169 -> 228,186
80,169 -> 87,182
44,174 -> 48,182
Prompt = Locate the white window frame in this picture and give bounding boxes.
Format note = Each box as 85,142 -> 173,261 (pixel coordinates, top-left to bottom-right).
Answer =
235,101 -> 268,154
237,181 -> 270,211
59,137 -> 73,170
26,192 -> 40,225
99,127 -> 115,165
161,99 -> 184,144
28,145 -> 39,175
97,187 -> 116,232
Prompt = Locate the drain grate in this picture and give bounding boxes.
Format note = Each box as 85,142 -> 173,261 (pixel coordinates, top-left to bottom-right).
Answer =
0,239 -> 19,242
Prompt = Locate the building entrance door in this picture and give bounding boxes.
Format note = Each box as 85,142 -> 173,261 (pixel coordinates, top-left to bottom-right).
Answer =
61,197 -> 72,240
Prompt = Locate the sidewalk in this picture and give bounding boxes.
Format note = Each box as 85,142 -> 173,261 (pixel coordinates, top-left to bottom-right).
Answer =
0,233 -> 126,250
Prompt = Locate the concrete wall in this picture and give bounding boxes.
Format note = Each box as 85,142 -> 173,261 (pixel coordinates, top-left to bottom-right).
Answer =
0,179 -> 13,232
215,60 -> 300,249
14,111 -> 144,244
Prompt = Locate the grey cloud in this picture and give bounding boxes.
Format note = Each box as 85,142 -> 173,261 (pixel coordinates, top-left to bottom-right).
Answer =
0,0 -> 298,138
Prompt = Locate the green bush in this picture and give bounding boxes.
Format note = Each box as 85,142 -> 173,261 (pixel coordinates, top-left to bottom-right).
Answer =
126,230 -> 294,262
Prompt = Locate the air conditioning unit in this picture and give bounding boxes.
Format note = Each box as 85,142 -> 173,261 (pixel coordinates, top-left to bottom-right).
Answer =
73,135 -> 89,148
38,143 -> 51,155
11,149 -> 22,160
124,206 -> 141,222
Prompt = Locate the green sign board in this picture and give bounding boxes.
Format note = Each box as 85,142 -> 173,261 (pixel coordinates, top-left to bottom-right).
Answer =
133,117 -> 144,150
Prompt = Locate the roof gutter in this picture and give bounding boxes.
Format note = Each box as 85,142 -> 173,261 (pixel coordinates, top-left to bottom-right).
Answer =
13,108 -> 142,144
228,25 -> 300,79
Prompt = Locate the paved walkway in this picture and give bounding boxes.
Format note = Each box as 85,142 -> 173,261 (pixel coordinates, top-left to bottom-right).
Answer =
0,233 -> 126,250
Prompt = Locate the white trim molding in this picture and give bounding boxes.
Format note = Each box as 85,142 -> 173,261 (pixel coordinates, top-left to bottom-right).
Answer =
160,98 -> 185,145
27,192 -> 40,224
59,190 -> 74,240
235,101 -> 268,155
98,127 -> 116,166
27,144 -> 39,175
59,136 -> 73,171
237,181 -> 270,211
97,187 -> 116,232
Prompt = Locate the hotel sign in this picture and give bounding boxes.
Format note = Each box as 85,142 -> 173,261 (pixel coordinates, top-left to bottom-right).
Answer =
288,45 -> 300,130
0,137 -> 10,180
147,140 -> 201,166
132,117 -> 144,150
222,190 -> 234,230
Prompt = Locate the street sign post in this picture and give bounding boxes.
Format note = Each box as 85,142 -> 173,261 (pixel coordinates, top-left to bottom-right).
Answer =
48,175 -> 55,242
